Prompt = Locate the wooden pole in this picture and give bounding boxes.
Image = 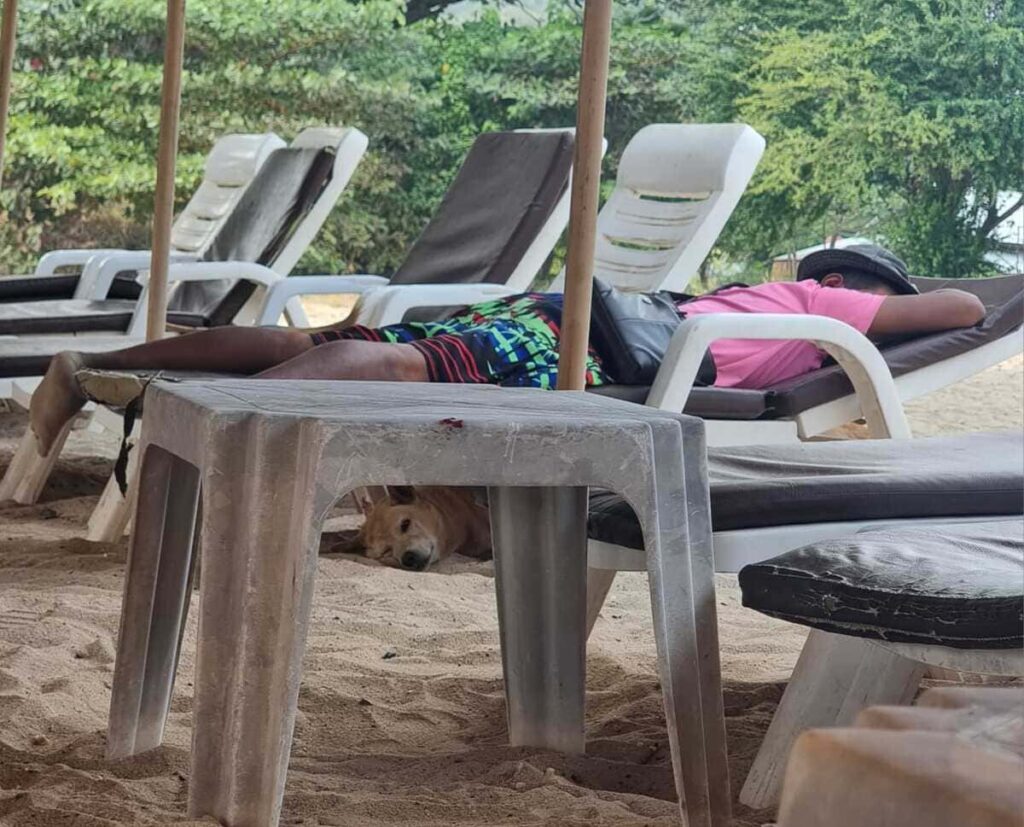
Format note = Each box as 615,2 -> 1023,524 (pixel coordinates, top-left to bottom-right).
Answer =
556,0 -> 612,391
0,0 -> 18,190
146,0 -> 186,341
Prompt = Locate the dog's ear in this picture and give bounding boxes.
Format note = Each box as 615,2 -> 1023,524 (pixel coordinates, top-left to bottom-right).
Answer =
321,528 -> 365,555
387,486 -> 416,505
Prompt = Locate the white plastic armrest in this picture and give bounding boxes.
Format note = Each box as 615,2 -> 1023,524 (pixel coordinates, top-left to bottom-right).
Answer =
357,284 -> 518,327
646,313 -> 912,439
255,275 -> 390,326
75,251 -> 199,299
35,248 -> 127,277
128,262 -> 288,336
159,260 -> 284,288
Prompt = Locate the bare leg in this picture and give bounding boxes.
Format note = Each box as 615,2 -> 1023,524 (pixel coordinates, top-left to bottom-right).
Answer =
29,329 -> 425,454
255,339 -> 427,381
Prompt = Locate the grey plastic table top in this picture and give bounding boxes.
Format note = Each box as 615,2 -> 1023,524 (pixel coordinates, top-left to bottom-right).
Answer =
145,378 -> 698,424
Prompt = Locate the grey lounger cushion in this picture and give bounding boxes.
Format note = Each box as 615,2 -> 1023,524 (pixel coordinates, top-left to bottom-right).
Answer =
391,131 -> 574,289
587,431 -> 1024,548
738,520 -> 1024,649
0,272 -> 142,303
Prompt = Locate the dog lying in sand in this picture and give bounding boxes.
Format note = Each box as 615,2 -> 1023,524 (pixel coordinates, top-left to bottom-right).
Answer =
333,418 -> 873,571
331,486 -> 492,571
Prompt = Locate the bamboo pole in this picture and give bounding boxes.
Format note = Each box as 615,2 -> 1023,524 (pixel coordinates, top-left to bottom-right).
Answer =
556,0 -> 612,391
0,0 -> 18,190
146,0 -> 186,341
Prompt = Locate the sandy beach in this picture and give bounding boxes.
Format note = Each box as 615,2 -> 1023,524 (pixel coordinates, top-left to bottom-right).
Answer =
0,351 -> 1019,826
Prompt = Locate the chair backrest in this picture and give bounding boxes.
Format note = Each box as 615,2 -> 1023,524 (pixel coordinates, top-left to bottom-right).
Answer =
169,132 -> 286,255
170,126 -> 368,320
550,123 -> 765,294
388,130 -> 576,290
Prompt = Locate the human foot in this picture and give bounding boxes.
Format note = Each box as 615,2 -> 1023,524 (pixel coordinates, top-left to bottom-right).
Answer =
29,352 -> 88,456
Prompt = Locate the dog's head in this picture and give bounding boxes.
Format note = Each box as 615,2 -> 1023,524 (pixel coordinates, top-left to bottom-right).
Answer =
352,487 -> 447,572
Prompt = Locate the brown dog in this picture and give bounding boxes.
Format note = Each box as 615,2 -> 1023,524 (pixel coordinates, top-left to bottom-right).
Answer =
332,486 -> 492,571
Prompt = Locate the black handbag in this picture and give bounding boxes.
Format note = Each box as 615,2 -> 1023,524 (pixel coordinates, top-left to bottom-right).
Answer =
589,278 -> 717,386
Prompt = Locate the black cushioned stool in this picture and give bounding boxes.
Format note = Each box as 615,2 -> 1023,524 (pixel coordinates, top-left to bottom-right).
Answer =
738,519 -> 1024,811
739,520 -> 1023,649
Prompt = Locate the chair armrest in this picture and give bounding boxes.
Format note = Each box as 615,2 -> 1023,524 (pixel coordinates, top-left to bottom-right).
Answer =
646,313 -> 912,438
128,261 -> 292,335
254,275 -> 390,326
35,248 -> 128,277
75,251 -> 199,299
356,284 -> 518,327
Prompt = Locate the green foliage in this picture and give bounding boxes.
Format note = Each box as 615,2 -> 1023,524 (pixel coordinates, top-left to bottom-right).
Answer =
725,0 -> 1024,275
2,0 -> 1022,279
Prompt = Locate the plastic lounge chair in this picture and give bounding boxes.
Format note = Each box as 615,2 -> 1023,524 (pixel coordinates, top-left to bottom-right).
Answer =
248,128 -> 581,329
583,431 -> 1023,810
344,122 -> 766,328
0,127 -> 368,340
589,273 -> 1024,446
0,132 -> 286,303
0,130 -> 579,510
738,519 -> 1024,811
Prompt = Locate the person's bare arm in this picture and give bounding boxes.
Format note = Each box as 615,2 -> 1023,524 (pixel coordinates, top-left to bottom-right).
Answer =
867,289 -> 986,338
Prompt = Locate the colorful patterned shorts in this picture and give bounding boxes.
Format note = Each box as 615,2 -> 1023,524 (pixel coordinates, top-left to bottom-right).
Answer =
308,293 -> 608,389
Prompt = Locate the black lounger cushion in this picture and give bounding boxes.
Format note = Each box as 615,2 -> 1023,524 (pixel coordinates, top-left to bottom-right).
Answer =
0,270 -> 146,304
738,520 -> 1024,649
587,431 -> 1024,549
180,145 -> 336,322
391,131 -> 574,288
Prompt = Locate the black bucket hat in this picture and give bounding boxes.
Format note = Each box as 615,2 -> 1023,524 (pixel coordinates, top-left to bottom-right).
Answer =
797,243 -> 919,295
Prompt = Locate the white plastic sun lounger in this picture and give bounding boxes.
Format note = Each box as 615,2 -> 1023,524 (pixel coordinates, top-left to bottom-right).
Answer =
0,126 -> 368,341
0,131 -> 285,303
345,122 -> 766,327
581,319 -> 1023,809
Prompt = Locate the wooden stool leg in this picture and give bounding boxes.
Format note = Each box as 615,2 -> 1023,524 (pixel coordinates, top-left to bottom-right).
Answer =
107,444 -> 200,758
0,422 -> 72,504
585,567 -> 617,637
86,461 -> 139,543
187,422 -> 328,827
741,630 -> 925,810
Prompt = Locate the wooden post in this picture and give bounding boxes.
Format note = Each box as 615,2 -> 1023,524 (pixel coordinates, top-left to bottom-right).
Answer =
146,0 -> 187,342
0,0 -> 18,190
556,0 -> 612,391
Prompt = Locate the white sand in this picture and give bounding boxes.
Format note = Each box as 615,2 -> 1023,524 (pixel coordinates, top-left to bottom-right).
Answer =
0,353 -> 1019,826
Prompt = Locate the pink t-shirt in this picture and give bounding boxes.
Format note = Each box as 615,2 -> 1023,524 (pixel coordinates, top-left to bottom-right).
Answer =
680,280 -> 886,389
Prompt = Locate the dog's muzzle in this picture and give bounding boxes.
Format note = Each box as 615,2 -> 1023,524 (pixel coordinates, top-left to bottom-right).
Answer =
400,550 -> 431,571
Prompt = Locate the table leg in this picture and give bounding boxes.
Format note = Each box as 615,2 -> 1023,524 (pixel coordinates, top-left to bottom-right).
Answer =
643,438 -> 730,827
107,444 -> 201,758
187,424 -> 328,827
490,486 -> 589,754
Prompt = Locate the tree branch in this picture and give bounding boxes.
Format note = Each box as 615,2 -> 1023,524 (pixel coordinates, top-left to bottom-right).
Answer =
981,193 -> 1024,235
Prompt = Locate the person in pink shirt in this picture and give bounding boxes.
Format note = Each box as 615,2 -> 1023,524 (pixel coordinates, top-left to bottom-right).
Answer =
27,244 -> 985,454
678,243 -> 983,389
